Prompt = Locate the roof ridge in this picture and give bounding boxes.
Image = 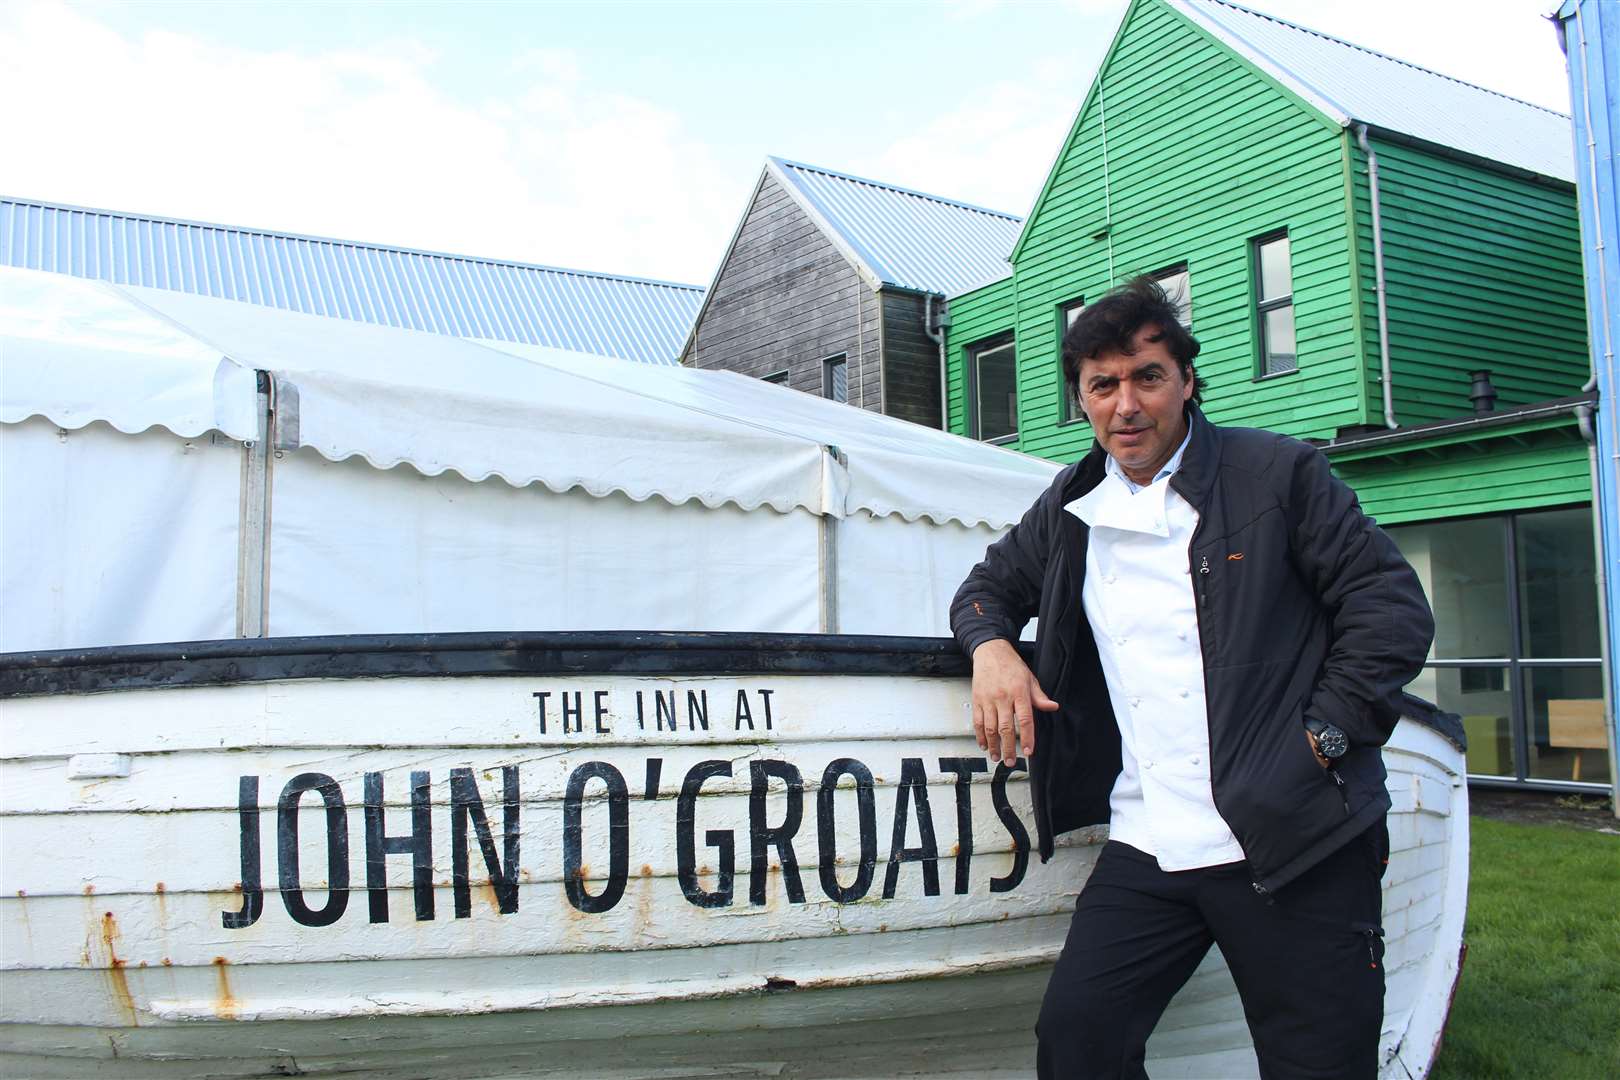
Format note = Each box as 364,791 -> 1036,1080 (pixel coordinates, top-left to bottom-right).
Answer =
1196,0 -> 1570,120
0,195 -> 706,292
769,157 -> 1023,222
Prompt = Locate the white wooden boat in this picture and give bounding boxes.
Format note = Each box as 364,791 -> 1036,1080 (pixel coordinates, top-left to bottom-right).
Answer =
0,633 -> 1467,1079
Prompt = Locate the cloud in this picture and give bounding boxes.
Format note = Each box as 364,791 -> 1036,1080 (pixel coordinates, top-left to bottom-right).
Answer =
0,1 -> 740,283
859,57 -> 1097,220
945,0 -> 1123,18
941,0 -> 1009,20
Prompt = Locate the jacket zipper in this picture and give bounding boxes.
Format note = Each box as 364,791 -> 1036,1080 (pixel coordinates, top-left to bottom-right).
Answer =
1329,765 -> 1350,814
1360,926 -> 1384,969
1192,541 -> 1257,897
1190,534 -> 1284,902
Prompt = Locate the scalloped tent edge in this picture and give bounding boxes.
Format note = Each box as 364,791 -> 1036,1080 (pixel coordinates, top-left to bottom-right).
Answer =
0,267 -> 1056,531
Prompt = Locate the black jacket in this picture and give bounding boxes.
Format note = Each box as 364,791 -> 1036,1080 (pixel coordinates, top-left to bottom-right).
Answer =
951,406 -> 1434,894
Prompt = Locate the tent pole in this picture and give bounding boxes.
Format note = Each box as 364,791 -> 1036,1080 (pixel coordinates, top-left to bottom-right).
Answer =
235,372 -> 273,638
818,515 -> 839,634
818,445 -> 845,634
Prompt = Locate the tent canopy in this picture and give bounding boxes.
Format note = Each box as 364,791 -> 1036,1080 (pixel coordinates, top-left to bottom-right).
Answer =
1,268 -> 1059,529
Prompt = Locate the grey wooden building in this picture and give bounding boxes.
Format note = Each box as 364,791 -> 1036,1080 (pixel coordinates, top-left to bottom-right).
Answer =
682,158 -> 1022,427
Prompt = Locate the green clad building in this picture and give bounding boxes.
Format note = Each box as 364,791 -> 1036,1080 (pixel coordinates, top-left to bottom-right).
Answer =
945,0 -> 1609,791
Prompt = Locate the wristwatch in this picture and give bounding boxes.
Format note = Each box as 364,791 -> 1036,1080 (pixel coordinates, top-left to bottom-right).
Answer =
1305,716 -> 1349,760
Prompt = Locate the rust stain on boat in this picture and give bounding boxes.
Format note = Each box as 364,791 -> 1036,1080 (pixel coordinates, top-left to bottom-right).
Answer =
14,890 -> 31,947
100,912 -> 139,1027
154,882 -> 168,926
213,957 -> 240,1020
633,867 -> 654,944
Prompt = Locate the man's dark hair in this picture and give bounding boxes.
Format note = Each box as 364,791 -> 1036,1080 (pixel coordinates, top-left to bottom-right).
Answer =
1062,275 -> 1202,406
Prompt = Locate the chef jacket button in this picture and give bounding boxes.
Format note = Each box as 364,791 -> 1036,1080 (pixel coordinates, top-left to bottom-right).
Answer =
1190,755 -> 1201,766
1143,760 -> 1154,770
1105,574 -> 1116,585
1176,630 -> 1187,641
1115,636 -> 1126,646
1178,688 -> 1190,699
1130,697 -> 1141,708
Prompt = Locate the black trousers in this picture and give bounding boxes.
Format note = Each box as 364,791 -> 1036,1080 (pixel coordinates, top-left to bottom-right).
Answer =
1036,827 -> 1388,1080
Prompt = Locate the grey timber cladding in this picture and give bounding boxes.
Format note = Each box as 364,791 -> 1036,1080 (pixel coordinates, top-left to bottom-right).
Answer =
0,198 -> 704,365
684,174 -> 884,412
880,291 -> 944,428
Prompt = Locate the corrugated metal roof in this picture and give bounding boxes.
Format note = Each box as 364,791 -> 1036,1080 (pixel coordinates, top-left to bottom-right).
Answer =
1171,0 -> 1574,183
0,198 -> 705,365
769,158 -> 1022,295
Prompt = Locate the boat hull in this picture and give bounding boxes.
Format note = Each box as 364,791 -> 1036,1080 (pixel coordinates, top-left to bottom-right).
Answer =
0,634 -> 1468,1079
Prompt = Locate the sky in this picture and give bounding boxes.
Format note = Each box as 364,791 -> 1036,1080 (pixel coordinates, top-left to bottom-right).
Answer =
0,0 -> 1576,286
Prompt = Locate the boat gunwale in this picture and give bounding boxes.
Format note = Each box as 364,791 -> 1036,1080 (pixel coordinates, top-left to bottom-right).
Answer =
0,631 -> 991,699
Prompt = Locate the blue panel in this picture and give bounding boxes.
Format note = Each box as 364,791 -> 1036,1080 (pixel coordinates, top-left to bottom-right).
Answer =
0,199 -> 703,365
1556,0 -> 1620,801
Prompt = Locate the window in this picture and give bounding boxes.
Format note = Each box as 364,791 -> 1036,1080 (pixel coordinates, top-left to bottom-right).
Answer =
822,354 -> 847,403
969,334 -> 1017,442
763,369 -> 789,385
1151,264 -> 1192,328
1059,298 -> 1085,424
1387,507 -> 1607,787
1253,232 -> 1295,376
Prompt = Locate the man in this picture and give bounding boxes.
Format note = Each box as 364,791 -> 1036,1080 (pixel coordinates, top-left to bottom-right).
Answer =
951,277 -> 1433,1079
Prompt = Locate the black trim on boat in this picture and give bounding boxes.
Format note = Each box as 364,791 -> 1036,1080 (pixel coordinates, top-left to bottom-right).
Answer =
0,632 -> 991,698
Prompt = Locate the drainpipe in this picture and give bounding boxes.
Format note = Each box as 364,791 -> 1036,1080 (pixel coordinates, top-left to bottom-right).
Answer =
1357,124 -> 1397,430
1578,403 -> 1614,804
925,294 -> 951,430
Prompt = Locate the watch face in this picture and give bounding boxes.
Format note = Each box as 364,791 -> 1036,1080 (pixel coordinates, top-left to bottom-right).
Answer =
1318,725 -> 1349,759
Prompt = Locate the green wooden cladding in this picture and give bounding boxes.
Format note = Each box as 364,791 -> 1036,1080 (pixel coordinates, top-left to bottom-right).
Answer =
946,0 -> 1591,521
946,275 -> 1015,441
1347,136 -> 1590,424
1333,420 -> 1591,526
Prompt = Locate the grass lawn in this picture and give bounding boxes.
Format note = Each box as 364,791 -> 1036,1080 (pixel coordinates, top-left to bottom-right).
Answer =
1430,817 -> 1620,1079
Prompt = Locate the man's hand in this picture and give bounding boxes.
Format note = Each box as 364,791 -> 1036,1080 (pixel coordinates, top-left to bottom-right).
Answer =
971,639 -> 1059,766
1306,727 -> 1331,769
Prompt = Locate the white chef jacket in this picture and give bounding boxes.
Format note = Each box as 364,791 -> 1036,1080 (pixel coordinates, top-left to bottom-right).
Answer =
1064,432 -> 1246,871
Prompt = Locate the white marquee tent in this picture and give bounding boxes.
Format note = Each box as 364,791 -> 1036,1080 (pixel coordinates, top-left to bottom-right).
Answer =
0,267 -> 1060,653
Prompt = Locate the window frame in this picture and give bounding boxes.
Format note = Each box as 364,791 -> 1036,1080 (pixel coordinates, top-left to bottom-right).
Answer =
966,331 -> 1018,444
1057,297 -> 1087,426
821,353 -> 848,403
1251,230 -> 1297,380
1149,262 -> 1192,329
762,369 -> 790,386
1388,505 -> 1606,791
